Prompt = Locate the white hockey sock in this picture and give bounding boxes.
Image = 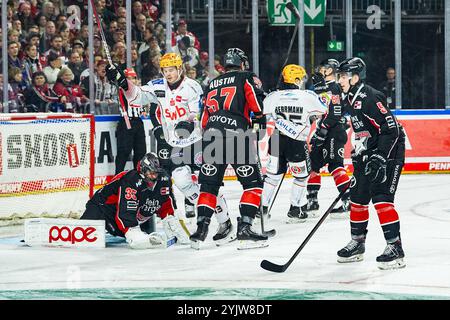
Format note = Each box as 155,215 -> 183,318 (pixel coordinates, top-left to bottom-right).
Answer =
262,173 -> 283,207
291,177 -> 307,207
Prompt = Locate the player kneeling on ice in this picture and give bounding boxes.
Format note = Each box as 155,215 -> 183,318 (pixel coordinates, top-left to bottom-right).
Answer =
261,64 -> 327,223
80,153 -> 190,249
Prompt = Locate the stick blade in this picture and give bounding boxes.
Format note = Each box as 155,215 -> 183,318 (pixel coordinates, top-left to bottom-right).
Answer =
260,259 -> 286,273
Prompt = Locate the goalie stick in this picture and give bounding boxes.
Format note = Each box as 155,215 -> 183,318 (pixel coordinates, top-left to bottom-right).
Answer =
260,182 -> 351,273
89,0 -> 132,130
276,2 -> 302,89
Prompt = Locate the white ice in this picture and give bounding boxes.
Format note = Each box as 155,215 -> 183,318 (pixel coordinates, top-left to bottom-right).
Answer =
1,174 -> 450,299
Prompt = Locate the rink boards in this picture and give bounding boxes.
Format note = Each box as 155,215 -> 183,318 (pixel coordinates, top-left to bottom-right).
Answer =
93,109 -> 450,186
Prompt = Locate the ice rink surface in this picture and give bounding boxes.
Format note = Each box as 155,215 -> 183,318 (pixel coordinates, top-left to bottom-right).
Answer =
1,174 -> 450,300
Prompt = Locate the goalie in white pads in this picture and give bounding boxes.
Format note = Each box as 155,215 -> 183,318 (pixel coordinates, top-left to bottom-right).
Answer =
262,64 -> 327,223
80,153 -> 190,249
105,53 -> 235,246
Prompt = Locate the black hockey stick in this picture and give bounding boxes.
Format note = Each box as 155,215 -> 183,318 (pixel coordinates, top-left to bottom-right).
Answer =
276,2 -> 302,89
89,0 -> 132,130
260,182 -> 351,273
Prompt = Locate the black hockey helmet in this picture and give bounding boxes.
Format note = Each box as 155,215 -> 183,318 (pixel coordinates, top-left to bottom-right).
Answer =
223,47 -> 249,70
138,153 -> 166,184
336,57 -> 366,80
318,58 -> 339,72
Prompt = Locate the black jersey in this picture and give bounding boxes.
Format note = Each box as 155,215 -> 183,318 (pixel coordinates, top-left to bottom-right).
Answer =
88,170 -> 174,233
344,83 -> 405,160
316,80 -> 346,130
201,70 -> 264,132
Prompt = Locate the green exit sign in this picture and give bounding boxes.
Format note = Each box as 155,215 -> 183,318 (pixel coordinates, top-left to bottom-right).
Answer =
327,40 -> 344,52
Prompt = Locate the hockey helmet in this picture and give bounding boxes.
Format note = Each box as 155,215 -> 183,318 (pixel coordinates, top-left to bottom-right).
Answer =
159,53 -> 183,69
282,64 -> 307,85
336,57 -> 366,80
223,47 -> 249,70
137,153 -> 166,185
318,58 -> 339,71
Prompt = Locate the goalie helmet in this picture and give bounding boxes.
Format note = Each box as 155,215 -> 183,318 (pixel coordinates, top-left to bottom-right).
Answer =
159,53 -> 183,69
223,47 -> 249,70
336,57 -> 366,80
138,153 -> 166,185
282,64 -> 308,85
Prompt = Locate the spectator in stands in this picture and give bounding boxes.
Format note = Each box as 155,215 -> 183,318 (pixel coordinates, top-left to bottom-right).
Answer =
23,44 -> 44,83
67,50 -> 87,84
43,52 -> 62,88
379,67 -> 396,109
44,35 -> 66,64
117,16 -> 127,32
24,71 -> 62,112
53,67 -> 89,113
214,54 -> 225,74
133,13 -> 147,43
72,39 -> 85,63
7,68 -> 27,112
12,18 -> 26,45
140,52 -> 161,84
8,42 -> 25,73
106,20 -> 119,47
172,36 -> 199,68
79,54 -> 104,83
56,14 -> 68,30
145,0 -> 161,22
117,6 -> 127,19
112,41 -> 127,70
132,1 -> 145,22
195,51 -> 208,76
96,0 -> 117,26
59,24 -> 72,55
40,20 -> 57,53
79,25 -> 90,47
41,1 -> 57,22
36,14 -> 48,36
18,2 -> 35,32
124,67 -> 140,86
185,64 -> 199,84
111,30 -> 126,49
171,19 -> 200,51
80,59 -> 118,115
27,32 -> 41,50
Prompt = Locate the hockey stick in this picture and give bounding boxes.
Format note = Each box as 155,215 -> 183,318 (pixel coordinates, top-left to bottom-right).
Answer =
89,0 -> 132,130
254,126 -> 276,238
260,182 -> 351,273
276,2 -> 302,89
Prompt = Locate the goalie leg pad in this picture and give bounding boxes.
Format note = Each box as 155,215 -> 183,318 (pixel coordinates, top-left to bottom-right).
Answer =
163,215 -> 191,245
262,173 -> 283,207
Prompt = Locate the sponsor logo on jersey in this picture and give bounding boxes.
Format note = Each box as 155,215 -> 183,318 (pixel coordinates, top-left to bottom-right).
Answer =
376,102 -> 388,114
209,115 -> 238,126
160,187 -> 170,195
290,165 -> 302,176
201,164 -> 217,176
140,198 -> 161,214
158,149 -> 170,159
49,226 -> 98,244
338,148 -> 345,159
151,79 -> 164,85
236,165 -> 254,178
354,100 -> 362,109
154,90 -> 165,97
332,94 -> 341,105
194,152 -> 203,167
164,105 -> 187,120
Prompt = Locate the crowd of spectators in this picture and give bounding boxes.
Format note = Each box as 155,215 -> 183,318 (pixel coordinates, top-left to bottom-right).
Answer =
0,0 -> 226,114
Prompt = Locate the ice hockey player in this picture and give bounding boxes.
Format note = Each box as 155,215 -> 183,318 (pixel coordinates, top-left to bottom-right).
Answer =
80,153 -> 190,249
190,47 -> 269,249
105,53 -> 235,246
261,64 -> 328,223
336,57 -> 406,269
304,59 -> 351,217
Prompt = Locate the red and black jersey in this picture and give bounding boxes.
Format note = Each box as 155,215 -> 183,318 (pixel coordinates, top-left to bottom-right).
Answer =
317,80 -> 345,130
87,170 -> 174,234
201,70 -> 264,132
344,83 -> 405,160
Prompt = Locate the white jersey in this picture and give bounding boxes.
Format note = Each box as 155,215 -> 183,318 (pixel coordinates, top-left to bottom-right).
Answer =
123,76 -> 203,147
263,89 -> 328,141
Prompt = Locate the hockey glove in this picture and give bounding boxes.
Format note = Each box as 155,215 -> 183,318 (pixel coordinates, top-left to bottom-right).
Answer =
174,120 -> 195,139
311,126 -> 328,148
364,153 -> 387,184
106,63 -> 128,91
311,73 -> 328,93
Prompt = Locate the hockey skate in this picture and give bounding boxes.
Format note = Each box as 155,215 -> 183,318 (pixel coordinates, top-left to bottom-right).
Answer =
337,233 -> 366,263
376,239 -> 406,270
213,219 -> 236,246
184,198 -> 196,219
330,197 -> 350,219
303,192 -> 319,217
286,205 -> 308,223
189,216 -> 210,250
237,216 -> 268,250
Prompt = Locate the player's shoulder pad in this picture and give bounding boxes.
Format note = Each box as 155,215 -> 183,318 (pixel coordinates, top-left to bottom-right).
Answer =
122,170 -> 145,189
185,77 -> 203,94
